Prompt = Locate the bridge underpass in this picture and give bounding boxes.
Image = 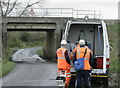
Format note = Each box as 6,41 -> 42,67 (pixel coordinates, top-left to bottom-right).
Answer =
2,17 -> 73,59
7,31 -> 55,60
7,23 -> 56,59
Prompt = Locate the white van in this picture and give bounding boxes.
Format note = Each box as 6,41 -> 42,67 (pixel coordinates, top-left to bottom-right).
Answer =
62,20 -> 110,86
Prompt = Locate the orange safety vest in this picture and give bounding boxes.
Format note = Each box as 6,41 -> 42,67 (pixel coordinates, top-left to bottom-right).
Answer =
70,44 -> 80,58
72,44 -> 80,54
76,47 -> 91,70
57,48 -> 71,70
72,44 -> 92,54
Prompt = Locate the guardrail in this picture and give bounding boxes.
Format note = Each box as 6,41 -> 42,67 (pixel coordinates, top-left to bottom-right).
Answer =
7,8 -> 101,19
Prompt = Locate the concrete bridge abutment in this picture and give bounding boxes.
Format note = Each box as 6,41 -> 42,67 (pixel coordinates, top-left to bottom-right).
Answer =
45,30 -> 56,59
2,17 -> 73,59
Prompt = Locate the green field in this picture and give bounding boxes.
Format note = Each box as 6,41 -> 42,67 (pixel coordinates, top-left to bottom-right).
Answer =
106,20 -> 118,86
107,21 -> 118,72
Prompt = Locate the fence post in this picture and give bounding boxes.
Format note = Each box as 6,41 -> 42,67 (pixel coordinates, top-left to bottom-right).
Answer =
77,10 -> 78,18
72,8 -> 73,17
94,10 -> 95,19
61,8 -> 62,17
46,8 -> 47,17
100,10 -> 101,19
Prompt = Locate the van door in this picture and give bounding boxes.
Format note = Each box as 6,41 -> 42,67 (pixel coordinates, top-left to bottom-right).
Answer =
102,21 -> 110,74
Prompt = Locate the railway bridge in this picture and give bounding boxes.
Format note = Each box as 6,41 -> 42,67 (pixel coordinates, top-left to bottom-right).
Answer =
2,17 -> 73,59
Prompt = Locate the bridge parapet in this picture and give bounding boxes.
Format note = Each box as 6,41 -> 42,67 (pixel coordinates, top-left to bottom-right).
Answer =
8,8 -> 101,19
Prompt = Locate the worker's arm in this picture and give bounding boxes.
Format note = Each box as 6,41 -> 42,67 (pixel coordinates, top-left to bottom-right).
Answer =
89,52 -> 93,67
65,50 -> 70,65
72,52 -> 77,63
56,54 -> 58,59
56,51 -> 58,59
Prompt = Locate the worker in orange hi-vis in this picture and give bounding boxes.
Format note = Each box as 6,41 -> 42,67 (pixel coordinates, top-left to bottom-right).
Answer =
72,39 -> 93,88
56,40 -> 71,88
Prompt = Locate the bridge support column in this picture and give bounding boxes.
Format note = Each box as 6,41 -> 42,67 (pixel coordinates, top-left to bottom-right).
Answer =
55,24 -> 64,49
45,22 -> 64,59
45,30 -> 56,59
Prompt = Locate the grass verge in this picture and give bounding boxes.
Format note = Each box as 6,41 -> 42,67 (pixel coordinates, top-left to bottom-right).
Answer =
106,21 -> 118,86
0,61 -> 16,78
1,48 -> 16,78
107,23 -> 118,73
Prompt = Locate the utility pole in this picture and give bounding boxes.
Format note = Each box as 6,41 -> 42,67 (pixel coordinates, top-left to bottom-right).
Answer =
0,1 -> 2,86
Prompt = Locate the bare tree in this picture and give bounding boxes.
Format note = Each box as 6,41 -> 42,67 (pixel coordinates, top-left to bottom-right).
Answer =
0,0 -> 2,60
1,0 -> 46,17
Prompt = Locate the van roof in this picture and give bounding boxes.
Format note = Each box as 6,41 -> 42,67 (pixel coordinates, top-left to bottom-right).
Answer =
71,21 -> 102,25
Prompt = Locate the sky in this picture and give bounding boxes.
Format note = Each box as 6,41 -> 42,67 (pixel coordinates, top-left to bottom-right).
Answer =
45,0 -> 119,19
15,0 -> 120,19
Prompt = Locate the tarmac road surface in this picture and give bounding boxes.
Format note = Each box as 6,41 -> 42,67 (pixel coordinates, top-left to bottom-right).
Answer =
1,47 -> 58,87
2,62 -> 58,87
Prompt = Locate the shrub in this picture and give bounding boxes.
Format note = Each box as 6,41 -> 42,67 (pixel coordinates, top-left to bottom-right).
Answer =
20,32 -> 29,42
8,36 -> 22,48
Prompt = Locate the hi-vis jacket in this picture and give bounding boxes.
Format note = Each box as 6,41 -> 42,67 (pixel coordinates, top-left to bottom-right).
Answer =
73,46 -> 93,70
57,48 -> 71,70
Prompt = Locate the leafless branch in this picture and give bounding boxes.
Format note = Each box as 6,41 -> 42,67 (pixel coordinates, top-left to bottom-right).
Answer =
1,0 -> 46,17
4,0 -> 10,16
6,0 -> 18,16
19,1 -> 40,17
0,0 -> 3,14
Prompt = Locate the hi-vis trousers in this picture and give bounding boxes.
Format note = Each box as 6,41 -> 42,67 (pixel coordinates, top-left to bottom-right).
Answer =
58,69 -> 71,87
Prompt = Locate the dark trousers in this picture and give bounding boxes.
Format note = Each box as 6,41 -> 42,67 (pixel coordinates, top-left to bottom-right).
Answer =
76,70 -> 90,88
